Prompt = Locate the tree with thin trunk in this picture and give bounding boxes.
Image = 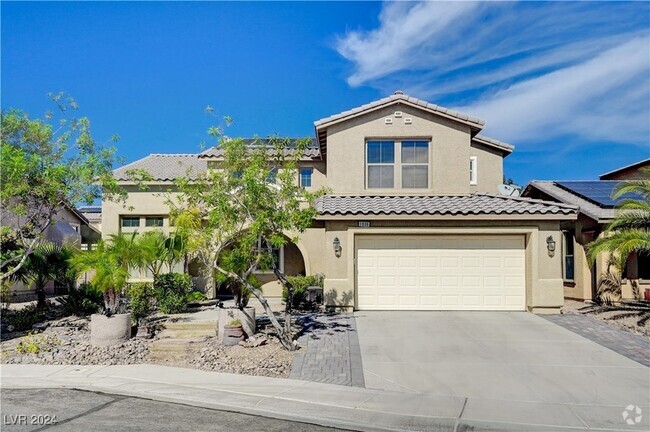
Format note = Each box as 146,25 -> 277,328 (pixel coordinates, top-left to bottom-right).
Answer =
1,94 -> 125,281
169,130 -> 326,350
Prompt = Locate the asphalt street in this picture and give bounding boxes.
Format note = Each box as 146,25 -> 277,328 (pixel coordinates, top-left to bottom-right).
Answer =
1,388 -> 352,432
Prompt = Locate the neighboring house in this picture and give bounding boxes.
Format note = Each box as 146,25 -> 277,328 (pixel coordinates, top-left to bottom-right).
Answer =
522,158 -> 649,302
6,205 -> 101,301
77,205 -> 102,233
104,91 -> 578,313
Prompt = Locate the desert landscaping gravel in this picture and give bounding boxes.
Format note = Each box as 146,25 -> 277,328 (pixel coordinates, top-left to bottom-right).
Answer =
1,315 -> 295,377
562,300 -> 650,338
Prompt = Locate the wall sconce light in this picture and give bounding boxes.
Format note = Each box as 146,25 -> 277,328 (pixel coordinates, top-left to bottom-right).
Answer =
333,237 -> 342,258
546,235 -> 556,257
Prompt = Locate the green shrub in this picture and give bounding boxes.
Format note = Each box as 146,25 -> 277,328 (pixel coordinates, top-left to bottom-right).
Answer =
187,290 -> 207,303
283,274 -> 324,309
154,273 -> 192,314
58,282 -> 103,316
126,282 -> 155,323
228,319 -> 241,326
16,332 -> 61,355
5,304 -> 44,332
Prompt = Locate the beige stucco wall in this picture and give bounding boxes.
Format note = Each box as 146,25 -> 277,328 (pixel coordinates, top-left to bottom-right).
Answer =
469,142 -> 504,194
568,232 -> 649,302
324,104 -> 475,195
102,185 -> 181,236
295,219 -> 566,312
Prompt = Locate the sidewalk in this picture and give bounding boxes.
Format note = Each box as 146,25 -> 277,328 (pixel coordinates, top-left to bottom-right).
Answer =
1,364 -> 647,432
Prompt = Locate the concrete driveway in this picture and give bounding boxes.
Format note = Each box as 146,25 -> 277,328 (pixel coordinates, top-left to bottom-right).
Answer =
355,311 -> 650,429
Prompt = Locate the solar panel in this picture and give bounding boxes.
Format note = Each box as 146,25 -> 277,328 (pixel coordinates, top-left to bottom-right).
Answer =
555,181 -> 642,208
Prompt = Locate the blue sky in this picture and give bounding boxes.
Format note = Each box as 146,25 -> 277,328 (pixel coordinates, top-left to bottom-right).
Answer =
2,1 -> 649,186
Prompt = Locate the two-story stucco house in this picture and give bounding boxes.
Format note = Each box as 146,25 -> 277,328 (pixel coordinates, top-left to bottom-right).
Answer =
104,91 -> 578,313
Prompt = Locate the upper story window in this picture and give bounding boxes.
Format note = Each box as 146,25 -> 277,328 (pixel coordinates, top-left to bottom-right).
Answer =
367,141 -> 395,188
145,217 -> 164,227
300,168 -> 313,188
563,231 -> 574,281
470,156 -> 478,185
121,217 -> 140,228
366,140 -> 429,189
401,141 -> 429,188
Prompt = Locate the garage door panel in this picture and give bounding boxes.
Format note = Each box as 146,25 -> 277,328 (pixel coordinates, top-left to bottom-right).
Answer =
357,235 -> 526,311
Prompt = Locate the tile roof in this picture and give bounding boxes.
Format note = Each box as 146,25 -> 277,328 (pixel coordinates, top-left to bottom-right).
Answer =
472,135 -> 514,153
314,91 -> 485,130
524,181 -> 617,222
198,138 -> 321,159
77,206 -> 102,214
113,154 -> 207,181
315,193 -> 577,218
599,158 -> 650,180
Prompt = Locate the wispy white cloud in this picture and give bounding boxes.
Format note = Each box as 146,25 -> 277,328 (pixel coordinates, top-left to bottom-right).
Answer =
336,1 -> 481,86
459,37 -> 650,145
336,2 -> 650,146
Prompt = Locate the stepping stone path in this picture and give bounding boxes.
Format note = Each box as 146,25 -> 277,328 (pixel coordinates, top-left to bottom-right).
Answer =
148,320 -> 217,363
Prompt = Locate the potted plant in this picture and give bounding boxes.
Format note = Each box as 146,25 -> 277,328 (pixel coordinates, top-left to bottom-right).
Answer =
215,263 -> 258,342
72,235 -> 137,347
222,318 -> 244,346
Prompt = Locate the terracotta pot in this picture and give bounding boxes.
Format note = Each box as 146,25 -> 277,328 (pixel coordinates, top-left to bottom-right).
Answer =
222,324 -> 244,346
217,307 -> 256,342
90,313 -> 131,347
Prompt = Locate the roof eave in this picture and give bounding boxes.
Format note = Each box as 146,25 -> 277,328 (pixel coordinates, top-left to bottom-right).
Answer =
315,213 -> 576,221
314,98 -> 484,133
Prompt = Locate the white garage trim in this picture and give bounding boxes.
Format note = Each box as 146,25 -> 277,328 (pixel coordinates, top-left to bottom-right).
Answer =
355,234 -> 527,311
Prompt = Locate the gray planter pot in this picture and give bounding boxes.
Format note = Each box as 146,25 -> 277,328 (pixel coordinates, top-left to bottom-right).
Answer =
217,307 -> 255,342
90,313 -> 131,347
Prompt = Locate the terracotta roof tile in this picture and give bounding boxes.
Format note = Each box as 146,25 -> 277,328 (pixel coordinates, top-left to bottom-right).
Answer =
113,154 -> 207,181
315,194 -> 577,217
198,138 -> 321,159
314,92 -> 485,129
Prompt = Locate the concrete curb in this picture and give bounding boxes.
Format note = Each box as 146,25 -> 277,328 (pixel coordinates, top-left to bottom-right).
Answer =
1,364 -> 646,432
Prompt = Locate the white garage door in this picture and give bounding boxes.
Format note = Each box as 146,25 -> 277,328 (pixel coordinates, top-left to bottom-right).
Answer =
356,235 -> 526,311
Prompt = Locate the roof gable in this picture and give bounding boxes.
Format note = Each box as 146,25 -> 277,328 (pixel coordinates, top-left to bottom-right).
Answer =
314,91 -> 485,131
599,158 -> 650,180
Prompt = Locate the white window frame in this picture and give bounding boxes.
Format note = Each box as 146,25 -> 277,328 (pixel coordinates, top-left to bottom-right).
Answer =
299,167 -> 313,188
562,231 -> 575,281
366,141 -> 396,189
400,141 -> 429,189
470,156 -> 478,185
365,140 -> 430,190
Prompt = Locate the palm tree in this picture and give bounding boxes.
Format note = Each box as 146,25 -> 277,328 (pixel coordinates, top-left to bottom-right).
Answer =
71,234 -> 135,314
136,231 -> 167,279
587,169 -> 650,299
163,232 -> 188,273
10,243 -> 73,309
